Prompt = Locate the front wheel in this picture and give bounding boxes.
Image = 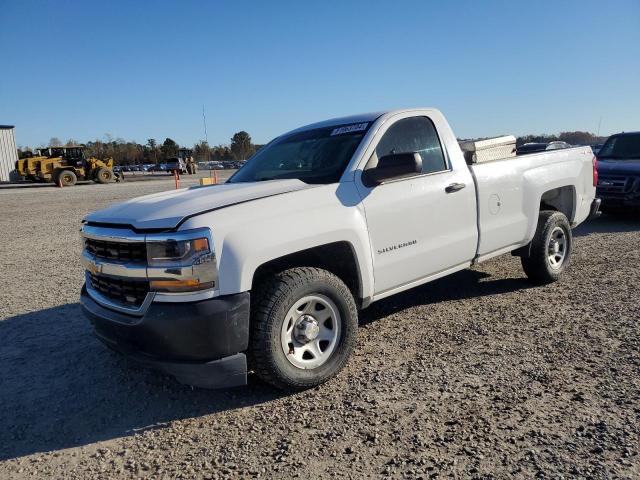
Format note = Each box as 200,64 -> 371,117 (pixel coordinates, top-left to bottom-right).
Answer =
249,267 -> 358,390
58,170 -> 77,186
521,210 -> 572,284
95,167 -> 113,184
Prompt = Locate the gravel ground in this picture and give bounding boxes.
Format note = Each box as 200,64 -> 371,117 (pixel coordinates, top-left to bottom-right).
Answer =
0,178 -> 638,479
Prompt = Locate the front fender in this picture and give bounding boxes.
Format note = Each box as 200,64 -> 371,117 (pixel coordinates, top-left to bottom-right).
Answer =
181,183 -> 374,300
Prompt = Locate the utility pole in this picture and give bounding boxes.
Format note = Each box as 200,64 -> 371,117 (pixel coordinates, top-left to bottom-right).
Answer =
597,115 -> 602,138
202,105 -> 209,144
202,105 -> 210,162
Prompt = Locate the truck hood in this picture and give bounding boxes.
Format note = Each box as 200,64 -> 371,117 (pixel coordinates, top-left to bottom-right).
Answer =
598,158 -> 640,176
84,179 -> 314,230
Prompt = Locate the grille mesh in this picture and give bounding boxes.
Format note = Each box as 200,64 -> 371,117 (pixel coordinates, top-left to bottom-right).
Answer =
597,175 -> 637,196
89,273 -> 149,307
85,238 -> 146,262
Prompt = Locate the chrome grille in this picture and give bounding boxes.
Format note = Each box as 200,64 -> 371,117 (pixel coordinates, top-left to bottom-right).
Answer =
597,175 -> 630,195
85,238 -> 147,262
88,273 -> 149,307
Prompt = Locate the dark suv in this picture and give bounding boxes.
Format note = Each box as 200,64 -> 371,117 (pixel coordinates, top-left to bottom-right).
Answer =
596,132 -> 640,213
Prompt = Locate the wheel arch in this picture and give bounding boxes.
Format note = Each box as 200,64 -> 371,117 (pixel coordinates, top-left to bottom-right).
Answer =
249,241 -> 367,308
539,185 -> 576,221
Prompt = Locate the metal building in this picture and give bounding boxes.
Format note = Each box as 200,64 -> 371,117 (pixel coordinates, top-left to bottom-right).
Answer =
0,126 -> 19,182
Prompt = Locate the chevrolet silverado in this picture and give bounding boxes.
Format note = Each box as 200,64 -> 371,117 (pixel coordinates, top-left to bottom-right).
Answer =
80,108 -> 600,390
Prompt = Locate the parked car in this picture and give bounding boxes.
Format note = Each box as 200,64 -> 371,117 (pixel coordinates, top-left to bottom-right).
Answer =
546,141 -> 572,150
517,142 -> 548,155
590,143 -> 604,156
517,141 -> 571,155
80,108 -> 599,391
166,158 -> 186,174
595,131 -> 640,213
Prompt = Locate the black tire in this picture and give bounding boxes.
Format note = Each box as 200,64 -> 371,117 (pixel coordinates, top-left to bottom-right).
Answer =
59,170 -> 77,186
96,167 -> 113,184
249,267 -> 358,390
521,210 -> 572,284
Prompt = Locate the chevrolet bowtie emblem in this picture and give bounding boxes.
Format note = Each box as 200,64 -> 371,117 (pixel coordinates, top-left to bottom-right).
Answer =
87,258 -> 101,274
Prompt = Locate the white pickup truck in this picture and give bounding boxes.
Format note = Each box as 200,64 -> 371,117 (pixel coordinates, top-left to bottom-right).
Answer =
80,108 -> 600,390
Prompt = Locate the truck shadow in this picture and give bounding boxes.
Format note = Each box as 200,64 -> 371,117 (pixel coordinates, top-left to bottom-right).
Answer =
0,303 -> 283,461
360,269 -> 532,326
573,214 -> 640,237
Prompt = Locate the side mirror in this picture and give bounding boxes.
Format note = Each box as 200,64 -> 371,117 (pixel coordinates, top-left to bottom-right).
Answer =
362,152 -> 422,186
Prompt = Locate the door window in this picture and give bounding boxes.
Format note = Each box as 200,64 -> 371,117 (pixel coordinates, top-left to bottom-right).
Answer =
376,116 -> 447,174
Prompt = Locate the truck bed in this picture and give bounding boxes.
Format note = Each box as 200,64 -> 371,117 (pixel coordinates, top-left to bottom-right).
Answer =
469,146 -> 595,261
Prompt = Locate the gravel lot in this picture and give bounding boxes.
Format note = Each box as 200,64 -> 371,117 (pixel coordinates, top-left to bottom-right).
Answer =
0,177 -> 638,479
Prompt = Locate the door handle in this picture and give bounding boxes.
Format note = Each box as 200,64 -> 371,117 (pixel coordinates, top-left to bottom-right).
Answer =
445,182 -> 466,193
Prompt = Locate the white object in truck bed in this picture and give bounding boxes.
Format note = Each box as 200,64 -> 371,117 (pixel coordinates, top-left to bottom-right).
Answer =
459,135 -> 516,164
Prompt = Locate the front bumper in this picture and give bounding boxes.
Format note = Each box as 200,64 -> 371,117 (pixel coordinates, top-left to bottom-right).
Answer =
597,194 -> 640,210
81,285 -> 250,388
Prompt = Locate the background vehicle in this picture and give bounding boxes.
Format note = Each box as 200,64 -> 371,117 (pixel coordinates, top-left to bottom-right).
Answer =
166,158 -> 186,174
546,141 -> 572,150
516,141 -> 571,155
178,148 -> 197,174
15,146 -> 115,186
80,108 -> 599,391
596,131 -> 640,213
590,143 -> 604,155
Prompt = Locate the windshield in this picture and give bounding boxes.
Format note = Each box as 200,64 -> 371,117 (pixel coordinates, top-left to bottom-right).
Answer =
598,134 -> 640,159
229,122 -> 370,184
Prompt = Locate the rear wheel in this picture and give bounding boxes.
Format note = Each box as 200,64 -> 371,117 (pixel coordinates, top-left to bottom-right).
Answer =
96,167 -> 113,184
58,170 -> 77,186
521,210 -> 572,284
249,267 -> 358,390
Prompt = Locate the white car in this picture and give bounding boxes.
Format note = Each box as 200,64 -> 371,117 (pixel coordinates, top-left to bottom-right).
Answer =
80,108 -> 600,390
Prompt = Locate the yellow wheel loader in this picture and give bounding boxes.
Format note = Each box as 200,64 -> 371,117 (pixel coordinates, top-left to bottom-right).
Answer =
15,146 -> 116,186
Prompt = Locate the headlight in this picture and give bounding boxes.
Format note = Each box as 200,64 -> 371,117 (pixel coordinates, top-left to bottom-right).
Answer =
147,237 -> 210,267
146,228 -> 217,293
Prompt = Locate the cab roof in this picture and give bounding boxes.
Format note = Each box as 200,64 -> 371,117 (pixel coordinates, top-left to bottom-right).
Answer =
289,108 -> 438,135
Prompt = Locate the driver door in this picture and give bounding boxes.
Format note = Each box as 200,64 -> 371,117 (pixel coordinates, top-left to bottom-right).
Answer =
357,115 -> 477,296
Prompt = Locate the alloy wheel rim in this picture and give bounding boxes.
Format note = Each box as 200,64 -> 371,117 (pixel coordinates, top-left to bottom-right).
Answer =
547,226 -> 567,269
280,294 -> 341,369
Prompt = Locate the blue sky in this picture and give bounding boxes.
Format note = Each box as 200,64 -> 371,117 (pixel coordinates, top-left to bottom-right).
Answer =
1,0 -> 638,148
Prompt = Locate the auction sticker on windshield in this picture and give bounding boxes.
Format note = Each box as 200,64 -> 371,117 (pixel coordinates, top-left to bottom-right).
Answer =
331,123 -> 369,136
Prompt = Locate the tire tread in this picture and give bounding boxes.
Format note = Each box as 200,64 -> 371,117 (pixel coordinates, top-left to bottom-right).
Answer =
249,267 -> 357,390
521,210 -> 572,284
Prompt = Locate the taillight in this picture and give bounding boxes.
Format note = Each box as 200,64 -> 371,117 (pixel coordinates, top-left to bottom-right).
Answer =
592,156 -> 598,187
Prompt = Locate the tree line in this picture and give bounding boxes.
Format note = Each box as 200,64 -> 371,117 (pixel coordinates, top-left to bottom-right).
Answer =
18,131 -> 262,164
20,130 -> 608,163
515,131 -> 607,147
